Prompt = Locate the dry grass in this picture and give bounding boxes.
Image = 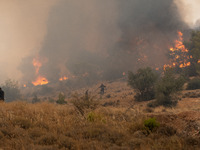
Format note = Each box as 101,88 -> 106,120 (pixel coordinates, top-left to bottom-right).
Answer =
0,100 -> 199,150
0,81 -> 200,149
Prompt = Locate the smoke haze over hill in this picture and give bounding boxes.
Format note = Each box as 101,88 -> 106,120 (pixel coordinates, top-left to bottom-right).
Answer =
0,0 -> 200,84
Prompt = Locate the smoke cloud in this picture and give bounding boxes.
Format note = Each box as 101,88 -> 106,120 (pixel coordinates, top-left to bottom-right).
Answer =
2,0 -> 200,85
175,0 -> 200,28
23,0 -> 187,83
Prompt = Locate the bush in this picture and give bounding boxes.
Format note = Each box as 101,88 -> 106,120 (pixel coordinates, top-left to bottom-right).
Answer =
187,78 -> 200,90
32,94 -> 40,103
155,70 -> 185,107
71,93 -> 98,118
56,93 -> 67,104
87,112 -> 105,123
144,118 -> 160,132
128,67 -> 158,101
2,79 -> 21,102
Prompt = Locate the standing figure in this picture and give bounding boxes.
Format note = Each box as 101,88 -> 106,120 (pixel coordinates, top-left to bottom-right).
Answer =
99,84 -> 106,95
0,88 -> 4,101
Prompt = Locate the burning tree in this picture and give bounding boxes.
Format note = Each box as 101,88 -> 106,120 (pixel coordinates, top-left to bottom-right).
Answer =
164,31 -> 192,72
164,30 -> 200,76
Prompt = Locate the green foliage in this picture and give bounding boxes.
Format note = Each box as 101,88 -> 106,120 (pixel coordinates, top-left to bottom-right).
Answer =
87,112 -> 105,123
155,70 -> 185,107
2,79 -> 21,102
87,112 -> 96,122
187,78 -> 200,90
56,93 -> 67,104
144,118 -> 160,132
128,67 -> 158,101
184,30 -> 200,75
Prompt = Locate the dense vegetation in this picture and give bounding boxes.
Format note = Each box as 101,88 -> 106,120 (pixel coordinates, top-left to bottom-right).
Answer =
154,70 -> 185,107
187,78 -> 200,90
185,30 -> 200,76
128,67 -> 158,101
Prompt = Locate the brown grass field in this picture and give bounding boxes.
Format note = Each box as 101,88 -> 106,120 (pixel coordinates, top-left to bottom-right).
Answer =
0,80 -> 200,150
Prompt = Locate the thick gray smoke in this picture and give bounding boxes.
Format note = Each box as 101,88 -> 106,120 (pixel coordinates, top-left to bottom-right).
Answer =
107,0 -> 188,78
20,0 -> 188,85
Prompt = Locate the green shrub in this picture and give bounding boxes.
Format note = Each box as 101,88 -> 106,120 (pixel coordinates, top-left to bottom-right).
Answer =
87,112 -> 105,123
87,112 -> 96,122
144,118 -> 160,132
56,93 -> 67,104
128,67 -> 158,101
155,70 -> 185,107
187,78 -> 200,90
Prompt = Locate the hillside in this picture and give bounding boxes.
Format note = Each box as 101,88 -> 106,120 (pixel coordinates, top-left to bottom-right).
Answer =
0,80 -> 200,149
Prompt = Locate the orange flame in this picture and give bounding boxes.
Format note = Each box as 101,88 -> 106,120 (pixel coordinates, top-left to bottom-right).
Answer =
32,57 -> 49,86
164,31 -> 191,70
32,58 -> 42,74
59,76 -> 68,81
32,76 -> 49,86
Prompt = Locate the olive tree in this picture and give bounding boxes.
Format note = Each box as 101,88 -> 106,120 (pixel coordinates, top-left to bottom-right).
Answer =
128,67 -> 158,101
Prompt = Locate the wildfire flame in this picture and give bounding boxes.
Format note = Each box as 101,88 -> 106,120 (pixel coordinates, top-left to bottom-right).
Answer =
32,58 -> 42,74
32,57 -> 49,86
59,76 -> 68,81
163,31 -> 191,70
32,76 -> 49,86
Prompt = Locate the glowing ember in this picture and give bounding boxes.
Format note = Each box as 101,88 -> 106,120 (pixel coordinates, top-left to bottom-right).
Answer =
59,76 -> 68,81
32,76 -> 49,86
164,31 -> 191,70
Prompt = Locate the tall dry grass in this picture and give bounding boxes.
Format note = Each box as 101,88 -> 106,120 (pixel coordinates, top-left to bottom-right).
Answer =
0,101 -> 199,150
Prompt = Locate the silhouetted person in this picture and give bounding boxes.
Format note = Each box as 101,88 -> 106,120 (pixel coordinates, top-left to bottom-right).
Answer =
0,88 -> 4,101
99,84 -> 106,95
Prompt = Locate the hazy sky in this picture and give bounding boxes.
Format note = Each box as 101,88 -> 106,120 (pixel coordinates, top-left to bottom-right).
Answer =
0,0 -> 199,83
0,0 -> 57,82
175,0 -> 200,26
